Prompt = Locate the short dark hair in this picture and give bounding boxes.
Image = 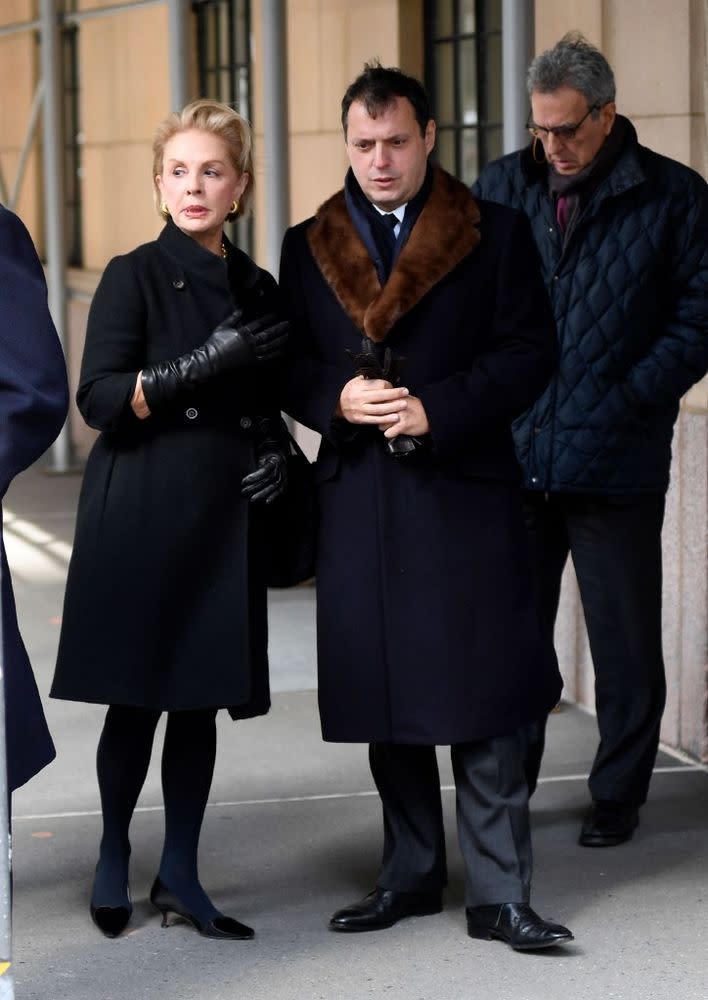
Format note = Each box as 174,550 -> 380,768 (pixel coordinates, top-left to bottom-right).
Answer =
341,61 -> 431,137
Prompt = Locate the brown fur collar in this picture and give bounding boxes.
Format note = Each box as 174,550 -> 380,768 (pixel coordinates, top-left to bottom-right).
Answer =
306,166 -> 481,342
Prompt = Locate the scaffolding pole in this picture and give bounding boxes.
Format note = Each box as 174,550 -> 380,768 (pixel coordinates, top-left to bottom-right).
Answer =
167,0 -> 190,111
40,0 -> 71,474
261,0 -> 290,277
0,556 -> 13,1000
502,0 -> 534,154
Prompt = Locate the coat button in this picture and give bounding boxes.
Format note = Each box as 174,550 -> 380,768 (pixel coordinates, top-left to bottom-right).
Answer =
173,278 -> 185,289
186,407 -> 198,420
534,426 -> 541,435
240,416 -> 252,429
531,476 -> 539,484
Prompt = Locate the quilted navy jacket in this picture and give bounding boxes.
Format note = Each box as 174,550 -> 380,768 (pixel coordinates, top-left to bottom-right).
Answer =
473,118 -> 708,494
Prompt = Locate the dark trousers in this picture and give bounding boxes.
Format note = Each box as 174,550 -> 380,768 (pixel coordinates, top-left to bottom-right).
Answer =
369,731 -> 532,907
522,491 -> 667,806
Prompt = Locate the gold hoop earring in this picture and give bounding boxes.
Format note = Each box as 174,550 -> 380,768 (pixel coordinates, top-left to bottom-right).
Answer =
532,135 -> 546,165
227,200 -> 239,220
159,201 -> 170,220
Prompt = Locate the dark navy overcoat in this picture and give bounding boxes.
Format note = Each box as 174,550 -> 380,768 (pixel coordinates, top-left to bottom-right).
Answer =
280,167 -> 563,744
0,206 -> 69,790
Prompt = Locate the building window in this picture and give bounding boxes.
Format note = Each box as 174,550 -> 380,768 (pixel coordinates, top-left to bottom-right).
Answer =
425,0 -> 503,184
61,0 -> 83,267
193,0 -> 252,250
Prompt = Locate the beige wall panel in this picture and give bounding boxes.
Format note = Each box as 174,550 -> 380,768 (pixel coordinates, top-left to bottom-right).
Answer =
661,442 -> 683,747
685,375 -> 708,412
398,0 -> 424,77
605,0 -> 690,117
319,6 -> 350,129
689,0 -> 705,113
287,3 -> 322,132
345,2 -> 399,78
0,36 -> 37,148
0,0 -> 34,23
80,7 -> 170,145
534,0 -> 602,53
81,143 -> 162,270
632,114 -> 692,167
289,132 -> 349,223
555,564 -> 580,702
678,412 -> 708,761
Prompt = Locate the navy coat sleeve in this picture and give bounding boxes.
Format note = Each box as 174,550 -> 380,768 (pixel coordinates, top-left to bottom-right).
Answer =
0,207 -> 69,491
0,206 -> 69,791
417,208 -> 558,459
77,254 -> 148,434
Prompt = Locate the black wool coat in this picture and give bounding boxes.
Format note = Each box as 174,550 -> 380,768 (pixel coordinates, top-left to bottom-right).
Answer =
52,221 -> 279,717
280,167 -> 563,745
0,207 -> 68,790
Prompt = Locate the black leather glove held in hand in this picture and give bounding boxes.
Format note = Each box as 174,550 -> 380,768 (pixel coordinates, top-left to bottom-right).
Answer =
140,310 -> 289,411
241,449 -> 288,504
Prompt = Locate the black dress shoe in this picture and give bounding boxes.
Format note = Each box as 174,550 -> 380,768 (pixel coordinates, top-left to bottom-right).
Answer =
579,800 -> 639,847
466,903 -> 573,951
329,887 -> 442,932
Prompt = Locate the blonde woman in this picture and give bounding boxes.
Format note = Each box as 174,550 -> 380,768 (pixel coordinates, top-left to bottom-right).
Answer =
52,101 -> 288,940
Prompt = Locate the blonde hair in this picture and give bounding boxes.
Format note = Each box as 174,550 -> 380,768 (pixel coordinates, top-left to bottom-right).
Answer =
152,99 -> 254,220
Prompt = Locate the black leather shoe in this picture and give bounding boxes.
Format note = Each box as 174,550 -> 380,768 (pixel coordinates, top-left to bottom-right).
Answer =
329,887 -> 442,932
579,800 -> 639,847
466,903 -> 573,951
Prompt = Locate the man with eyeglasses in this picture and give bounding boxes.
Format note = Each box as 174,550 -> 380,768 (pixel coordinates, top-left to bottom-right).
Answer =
474,33 -> 708,848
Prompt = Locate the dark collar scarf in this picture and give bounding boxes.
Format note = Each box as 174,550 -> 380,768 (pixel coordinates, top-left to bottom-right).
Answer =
307,165 -> 481,343
344,166 -> 434,284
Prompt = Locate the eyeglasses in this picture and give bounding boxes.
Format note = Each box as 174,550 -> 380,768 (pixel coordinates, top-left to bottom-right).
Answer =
526,104 -> 600,142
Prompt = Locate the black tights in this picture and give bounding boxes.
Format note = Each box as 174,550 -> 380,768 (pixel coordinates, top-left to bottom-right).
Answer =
93,704 -> 220,922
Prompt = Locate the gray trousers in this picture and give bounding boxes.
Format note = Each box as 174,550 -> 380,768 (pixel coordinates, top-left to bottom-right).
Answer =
370,729 -> 532,907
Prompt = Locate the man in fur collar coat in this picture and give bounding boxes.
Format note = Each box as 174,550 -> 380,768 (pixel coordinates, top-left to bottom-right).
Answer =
280,63 -> 573,950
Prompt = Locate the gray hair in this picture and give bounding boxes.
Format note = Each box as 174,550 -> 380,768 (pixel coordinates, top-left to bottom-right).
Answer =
527,32 -> 616,109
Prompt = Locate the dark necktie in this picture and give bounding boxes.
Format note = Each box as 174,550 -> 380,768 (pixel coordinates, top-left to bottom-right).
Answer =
381,212 -> 399,244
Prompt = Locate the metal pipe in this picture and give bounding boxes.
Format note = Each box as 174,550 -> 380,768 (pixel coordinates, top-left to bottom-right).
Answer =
63,0 -> 161,26
167,0 -> 190,111
40,0 -> 71,474
0,557 -> 14,1000
0,19 -> 39,38
502,0 -> 534,154
10,82 -> 45,212
261,0 -> 290,276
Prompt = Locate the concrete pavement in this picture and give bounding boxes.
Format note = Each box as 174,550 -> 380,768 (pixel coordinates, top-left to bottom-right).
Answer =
5,464 -> 708,1000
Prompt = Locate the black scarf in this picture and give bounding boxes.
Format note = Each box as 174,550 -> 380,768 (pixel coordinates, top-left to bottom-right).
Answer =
547,115 -> 630,242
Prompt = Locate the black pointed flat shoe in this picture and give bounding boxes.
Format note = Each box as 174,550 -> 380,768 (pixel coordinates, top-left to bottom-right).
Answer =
329,887 -> 442,932
90,863 -> 132,938
90,899 -> 132,938
466,902 -> 573,951
150,877 -> 254,940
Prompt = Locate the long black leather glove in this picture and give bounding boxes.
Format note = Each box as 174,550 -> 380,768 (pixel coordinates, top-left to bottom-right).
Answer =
141,310 -> 289,412
241,417 -> 288,504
